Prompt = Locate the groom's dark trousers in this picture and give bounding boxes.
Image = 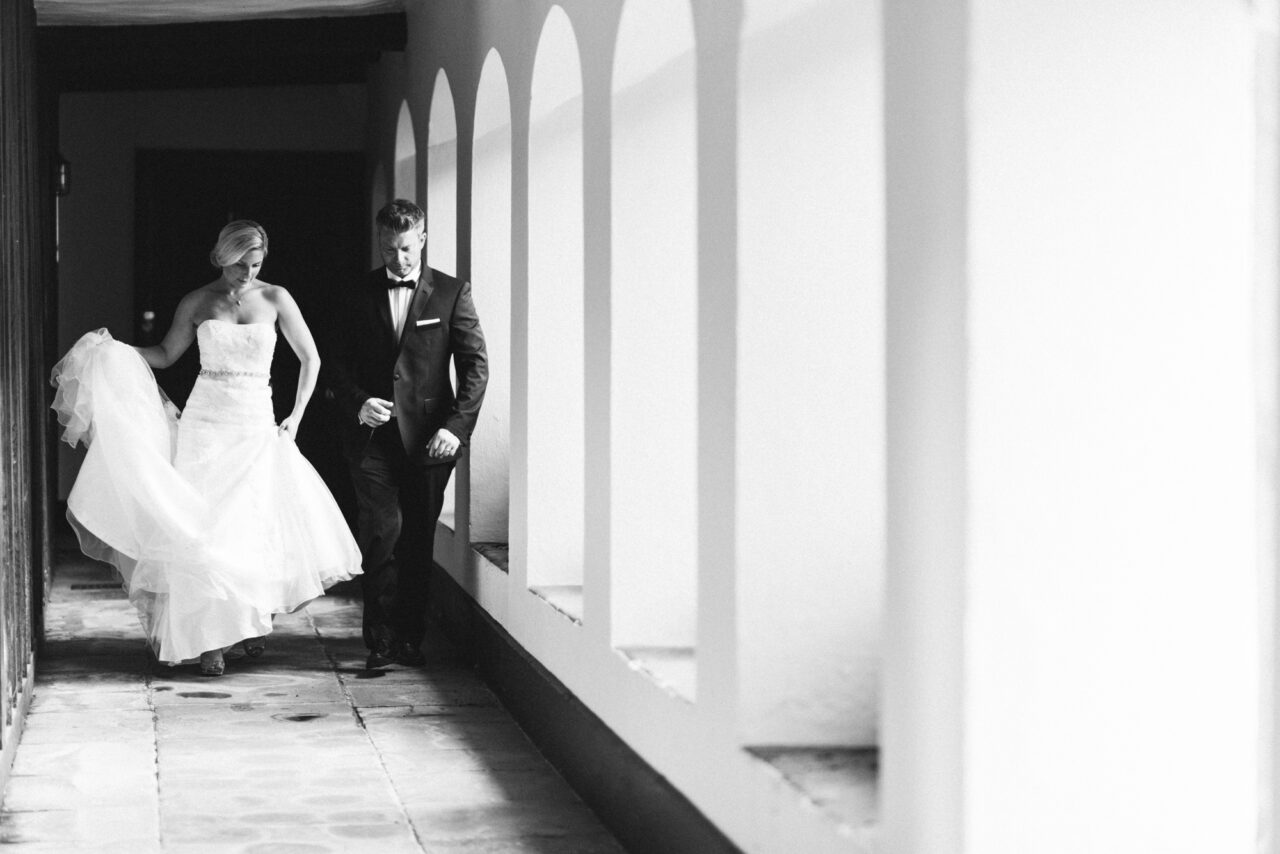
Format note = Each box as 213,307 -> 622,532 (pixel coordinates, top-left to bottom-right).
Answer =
350,424 -> 454,647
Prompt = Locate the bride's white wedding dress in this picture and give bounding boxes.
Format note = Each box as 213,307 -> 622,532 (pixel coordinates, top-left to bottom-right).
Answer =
51,320 -> 361,664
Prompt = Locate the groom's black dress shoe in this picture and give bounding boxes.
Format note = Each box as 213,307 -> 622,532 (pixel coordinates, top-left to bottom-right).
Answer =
392,641 -> 426,667
366,640 -> 395,670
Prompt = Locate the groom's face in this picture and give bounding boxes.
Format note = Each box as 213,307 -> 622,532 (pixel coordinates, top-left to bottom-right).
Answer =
379,226 -> 426,279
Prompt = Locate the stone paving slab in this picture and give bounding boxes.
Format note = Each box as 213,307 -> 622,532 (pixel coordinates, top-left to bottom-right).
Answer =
0,551 -> 625,852
162,837 -> 425,853
405,801 -> 609,842
383,748 -> 551,776
150,676 -> 349,707
418,836 -> 625,854
2,773 -> 155,812
9,741 -> 157,782
392,767 -> 585,809
0,805 -> 160,846
366,716 -> 542,755
159,824 -> 425,852
28,686 -> 153,712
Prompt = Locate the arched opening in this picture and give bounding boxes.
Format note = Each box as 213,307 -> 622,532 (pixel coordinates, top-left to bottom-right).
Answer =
609,0 -> 698,696
525,6 -> 585,613
469,49 -> 512,555
393,100 -> 416,200
427,70 -> 458,278
737,0 -> 883,746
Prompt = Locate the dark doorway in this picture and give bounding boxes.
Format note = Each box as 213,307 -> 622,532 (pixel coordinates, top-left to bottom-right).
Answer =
134,148 -> 366,521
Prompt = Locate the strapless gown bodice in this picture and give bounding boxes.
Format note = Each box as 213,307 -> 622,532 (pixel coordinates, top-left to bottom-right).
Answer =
50,326 -> 360,664
180,320 -> 278,458
196,319 -> 275,375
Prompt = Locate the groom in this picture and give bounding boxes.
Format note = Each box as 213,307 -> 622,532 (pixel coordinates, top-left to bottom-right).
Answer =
325,199 -> 488,669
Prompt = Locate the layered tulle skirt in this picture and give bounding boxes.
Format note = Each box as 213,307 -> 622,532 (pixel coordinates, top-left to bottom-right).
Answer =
51,330 -> 361,663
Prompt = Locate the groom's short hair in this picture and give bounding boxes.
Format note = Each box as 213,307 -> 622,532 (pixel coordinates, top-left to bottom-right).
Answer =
376,199 -> 425,235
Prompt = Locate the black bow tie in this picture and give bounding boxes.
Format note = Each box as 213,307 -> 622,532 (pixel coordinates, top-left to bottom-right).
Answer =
387,279 -> 414,290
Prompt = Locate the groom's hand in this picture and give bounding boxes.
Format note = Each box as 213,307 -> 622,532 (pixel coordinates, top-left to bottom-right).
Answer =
427,428 -> 460,459
359,398 -> 394,427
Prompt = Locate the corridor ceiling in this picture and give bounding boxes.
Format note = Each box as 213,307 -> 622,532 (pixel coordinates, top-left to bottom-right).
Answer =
35,0 -> 402,26
37,1 -> 407,91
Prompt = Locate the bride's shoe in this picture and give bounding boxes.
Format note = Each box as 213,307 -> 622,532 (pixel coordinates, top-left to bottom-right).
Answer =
199,649 -> 225,677
242,636 -> 266,658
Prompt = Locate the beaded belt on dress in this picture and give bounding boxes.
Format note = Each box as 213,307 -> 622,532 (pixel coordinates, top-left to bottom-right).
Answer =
198,368 -> 269,381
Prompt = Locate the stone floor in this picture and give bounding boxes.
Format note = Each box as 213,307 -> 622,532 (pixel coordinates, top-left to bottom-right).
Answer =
0,548 -> 627,853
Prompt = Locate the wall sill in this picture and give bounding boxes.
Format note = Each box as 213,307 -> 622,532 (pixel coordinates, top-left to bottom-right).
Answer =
530,584 -> 583,624
746,746 -> 878,844
438,508 -> 456,531
616,646 -> 696,702
472,542 -> 509,572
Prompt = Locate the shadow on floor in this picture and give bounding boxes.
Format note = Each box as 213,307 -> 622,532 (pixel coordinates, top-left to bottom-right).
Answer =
0,547 -> 627,853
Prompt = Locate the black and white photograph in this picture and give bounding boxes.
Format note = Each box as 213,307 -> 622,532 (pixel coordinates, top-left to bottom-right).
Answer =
0,0 -> 1270,852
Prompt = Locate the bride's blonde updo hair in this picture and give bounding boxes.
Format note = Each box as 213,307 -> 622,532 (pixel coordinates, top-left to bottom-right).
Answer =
209,220 -> 268,269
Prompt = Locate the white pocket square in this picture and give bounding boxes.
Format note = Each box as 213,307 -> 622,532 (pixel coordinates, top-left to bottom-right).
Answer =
416,318 -> 441,328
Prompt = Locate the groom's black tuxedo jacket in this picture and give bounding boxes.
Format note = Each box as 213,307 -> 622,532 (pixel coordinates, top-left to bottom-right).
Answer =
325,265 -> 488,465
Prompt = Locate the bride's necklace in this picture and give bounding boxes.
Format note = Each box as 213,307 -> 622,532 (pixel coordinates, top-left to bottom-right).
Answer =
225,285 -> 251,306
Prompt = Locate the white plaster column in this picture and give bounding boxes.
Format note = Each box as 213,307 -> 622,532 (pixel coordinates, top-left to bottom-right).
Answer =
1260,1 -> 1280,845
962,2 -> 1260,851
506,56 -> 532,600
691,0 -> 743,722
881,0 -> 968,850
580,9 -> 618,646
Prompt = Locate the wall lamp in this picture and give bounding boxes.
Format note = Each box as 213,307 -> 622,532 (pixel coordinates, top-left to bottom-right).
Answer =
55,152 -> 70,197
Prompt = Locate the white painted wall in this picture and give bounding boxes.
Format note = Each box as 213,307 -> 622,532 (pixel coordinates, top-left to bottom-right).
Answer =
964,2 -> 1259,851
377,1 -> 1275,851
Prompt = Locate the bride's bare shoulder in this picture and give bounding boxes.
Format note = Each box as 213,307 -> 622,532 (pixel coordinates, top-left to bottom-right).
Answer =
259,282 -> 295,304
175,284 -> 221,318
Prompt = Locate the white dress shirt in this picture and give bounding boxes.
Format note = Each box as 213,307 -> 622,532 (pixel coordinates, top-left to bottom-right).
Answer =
386,265 -> 420,342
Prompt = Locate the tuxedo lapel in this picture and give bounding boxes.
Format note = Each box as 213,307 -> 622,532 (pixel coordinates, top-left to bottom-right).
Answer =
396,269 -> 435,352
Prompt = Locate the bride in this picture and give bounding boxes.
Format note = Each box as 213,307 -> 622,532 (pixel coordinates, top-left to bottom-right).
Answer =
51,220 -> 361,676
